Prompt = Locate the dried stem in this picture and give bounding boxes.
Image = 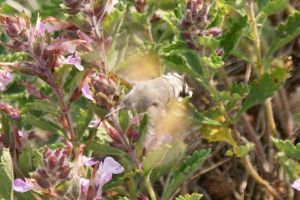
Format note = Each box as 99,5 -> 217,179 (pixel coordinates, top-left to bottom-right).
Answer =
276,88 -> 294,138
241,156 -> 282,199
241,115 -> 268,165
208,71 -> 280,198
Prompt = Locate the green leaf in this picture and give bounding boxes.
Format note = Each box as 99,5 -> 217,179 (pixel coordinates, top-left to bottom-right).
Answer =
220,16 -> 247,58
118,110 -> 130,131
107,40 -> 120,71
273,138 -> 300,160
226,143 -> 254,157
160,40 -> 203,75
73,107 -> 93,140
159,11 -> 180,35
135,115 -> 148,157
201,125 -> 238,147
175,193 -> 203,200
202,54 -> 224,69
54,65 -> 72,86
22,115 -> 62,133
104,170 -> 138,190
261,0 -> 289,16
65,70 -> 85,100
0,52 -> 28,62
0,148 -> 13,200
260,0 -> 288,16
240,67 -> 288,114
293,113 -> 300,122
130,12 -> 148,29
197,36 -> 220,50
103,5 -> 126,35
162,149 -> 210,200
0,114 -> 11,140
85,141 -> 125,156
150,0 -> 178,10
267,11 -> 300,58
24,99 -> 59,114
277,152 -> 299,179
189,104 -> 222,126
18,145 -> 34,176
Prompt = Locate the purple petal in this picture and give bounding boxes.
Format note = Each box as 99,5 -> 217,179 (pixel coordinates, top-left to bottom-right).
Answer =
99,172 -> 113,187
82,156 -> 97,167
0,69 -> 13,91
80,178 -> 89,196
292,179 -> 300,191
81,83 -> 94,101
100,157 -> 124,174
77,30 -> 93,44
35,16 -> 45,37
66,54 -> 84,71
13,178 -> 34,193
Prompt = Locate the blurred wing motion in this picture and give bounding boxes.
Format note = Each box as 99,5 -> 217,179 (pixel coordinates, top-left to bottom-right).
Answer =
144,100 -> 189,151
115,53 -> 161,83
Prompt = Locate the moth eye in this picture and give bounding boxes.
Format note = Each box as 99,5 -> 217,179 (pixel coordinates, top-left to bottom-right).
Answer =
152,102 -> 159,107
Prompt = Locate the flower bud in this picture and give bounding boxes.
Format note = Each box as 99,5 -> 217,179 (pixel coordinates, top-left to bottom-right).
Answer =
34,175 -> 51,188
108,127 -> 122,143
37,169 -> 49,179
126,127 -> 140,142
138,194 -> 149,200
208,27 -> 222,37
216,48 -> 224,56
0,103 -> 20,120
25,82 -> 45,99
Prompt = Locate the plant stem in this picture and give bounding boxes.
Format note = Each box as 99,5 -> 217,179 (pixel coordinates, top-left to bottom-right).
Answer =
144,173 -> 157,200
264,99 -> 277,136
248,0 -> 277,136
248,0 -> 262,75
205,65 -> 280,199
276,88 -> 294,138
53,84 -> 76,141
241,156 -> 282,199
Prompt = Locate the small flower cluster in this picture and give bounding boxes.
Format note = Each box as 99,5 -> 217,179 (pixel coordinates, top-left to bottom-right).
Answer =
181,0 -> 222,54
80,157 -> 124,199
82,72 -> 118,109
13,146 -> 124,199
0,103 -> 20,120
0,14 -> 88,80
13,147 -> 73,195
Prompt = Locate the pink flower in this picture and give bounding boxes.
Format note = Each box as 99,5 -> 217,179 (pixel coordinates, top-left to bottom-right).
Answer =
81,157 -> 124,199
0,69 -> 13,91
59,52 -> 84,71
34,15 -> 45,37
82,155 -> 97,167
66,53 -> 84,71
77,30 -> 93,44
81,82 -> 94,100
207,27 -> 222,36
292,179 -> 300,191
80,178 -> 89,196
13,178 -> 34,193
